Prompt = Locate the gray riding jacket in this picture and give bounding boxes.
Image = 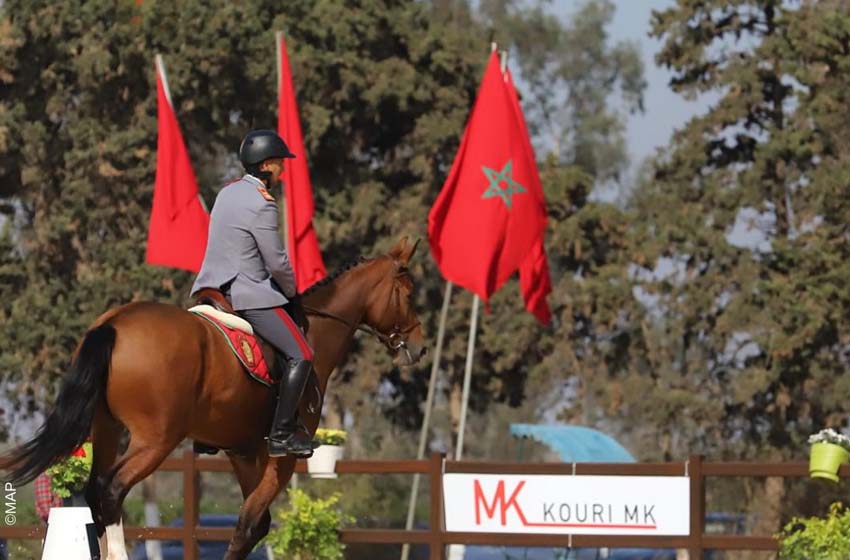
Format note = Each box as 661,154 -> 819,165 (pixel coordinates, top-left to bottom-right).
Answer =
191,174 -> 296,310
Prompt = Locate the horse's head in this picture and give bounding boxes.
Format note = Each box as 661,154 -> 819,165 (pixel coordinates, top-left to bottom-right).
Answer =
363,237 -> 427,366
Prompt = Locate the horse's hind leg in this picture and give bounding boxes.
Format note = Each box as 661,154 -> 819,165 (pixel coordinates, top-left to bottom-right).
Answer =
224,456 -> 296,560
86,404 -> 124,555
101,436 -> 179,560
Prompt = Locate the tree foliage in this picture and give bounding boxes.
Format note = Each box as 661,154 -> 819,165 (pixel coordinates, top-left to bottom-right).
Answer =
479,0 -> 645,183
624,0 -> 850,462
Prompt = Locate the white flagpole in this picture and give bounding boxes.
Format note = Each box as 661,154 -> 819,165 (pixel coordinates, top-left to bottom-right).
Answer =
445,299 -> 480,560
154,54 -> 173,107
276,31 -> 300,490
455,293 -> 480,460
400,281 -> 453,560
275,31 -> 290,252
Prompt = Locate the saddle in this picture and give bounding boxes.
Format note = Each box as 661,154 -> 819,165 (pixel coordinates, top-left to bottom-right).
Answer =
189,289 -> 278,386
188,289 -> 323,457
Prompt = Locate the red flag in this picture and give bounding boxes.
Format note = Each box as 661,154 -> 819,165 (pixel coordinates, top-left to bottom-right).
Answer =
519,238 -> 552,324
507,69 -> 552,324
278,34 -> 326,292
145,59 -> 209,272
428,52 -> 547,302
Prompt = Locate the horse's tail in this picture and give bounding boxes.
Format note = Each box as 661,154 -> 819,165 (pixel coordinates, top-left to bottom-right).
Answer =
3,324 -> 116,485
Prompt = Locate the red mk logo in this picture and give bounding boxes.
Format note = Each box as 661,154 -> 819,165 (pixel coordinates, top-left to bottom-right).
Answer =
473,479 -> 528,525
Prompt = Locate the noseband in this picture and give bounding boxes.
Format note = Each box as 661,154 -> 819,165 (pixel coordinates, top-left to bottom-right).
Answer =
302,306 -> 419,362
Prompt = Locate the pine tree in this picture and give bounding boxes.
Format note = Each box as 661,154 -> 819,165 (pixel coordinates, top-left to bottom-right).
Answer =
621,0 -> 850,535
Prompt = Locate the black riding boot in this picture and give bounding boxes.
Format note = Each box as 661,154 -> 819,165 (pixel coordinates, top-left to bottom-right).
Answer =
268,358 -> 317,458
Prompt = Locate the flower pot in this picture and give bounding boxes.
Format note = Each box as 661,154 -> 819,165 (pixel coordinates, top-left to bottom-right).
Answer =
307,444 -> 344,479
810,442 -> 850,483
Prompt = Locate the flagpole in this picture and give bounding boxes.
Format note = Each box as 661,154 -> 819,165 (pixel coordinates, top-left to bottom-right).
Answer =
455,293 -> 480,460
275,31 -> 290,253
454,47 -> 507,462
400,281 -> 453,560
275,30 -> 298,491
154,54 -> 172,108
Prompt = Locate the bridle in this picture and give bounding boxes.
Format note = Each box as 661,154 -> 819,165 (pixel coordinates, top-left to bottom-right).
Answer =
301,259 -> 421,362
302,306 -> 420,363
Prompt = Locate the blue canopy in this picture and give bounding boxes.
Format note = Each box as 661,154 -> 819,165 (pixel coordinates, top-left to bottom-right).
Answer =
509,423 -> 635,463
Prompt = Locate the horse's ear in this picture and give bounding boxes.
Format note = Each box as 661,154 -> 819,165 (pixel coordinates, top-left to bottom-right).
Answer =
399,238 -> 420,265
389,236 -> 409,259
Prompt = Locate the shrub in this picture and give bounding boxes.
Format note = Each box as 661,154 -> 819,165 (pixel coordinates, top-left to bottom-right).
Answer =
265,488 -> 354,560
44,443 -> 92,498
777,502 -> 850,560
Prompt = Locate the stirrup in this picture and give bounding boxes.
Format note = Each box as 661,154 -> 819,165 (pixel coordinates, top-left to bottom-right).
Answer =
268,434 -> 315,458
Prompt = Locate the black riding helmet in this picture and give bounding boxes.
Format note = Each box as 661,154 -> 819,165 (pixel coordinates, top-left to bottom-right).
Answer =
239,129 -> 295,169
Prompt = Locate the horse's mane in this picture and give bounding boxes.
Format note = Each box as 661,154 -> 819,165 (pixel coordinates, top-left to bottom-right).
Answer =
302,256 -> 375,296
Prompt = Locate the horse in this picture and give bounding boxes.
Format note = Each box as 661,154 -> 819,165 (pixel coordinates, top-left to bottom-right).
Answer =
3,236 -> 426,560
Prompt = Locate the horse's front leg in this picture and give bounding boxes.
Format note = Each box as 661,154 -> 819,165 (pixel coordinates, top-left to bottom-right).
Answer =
224,455 -> 297,560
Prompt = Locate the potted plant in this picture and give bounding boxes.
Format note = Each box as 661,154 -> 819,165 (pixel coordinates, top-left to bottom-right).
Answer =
776,502 -> 850,559
808,428 -> 850,483
307,429 -> 347,479
264,488 -> 353,560
45,442 -> 92,506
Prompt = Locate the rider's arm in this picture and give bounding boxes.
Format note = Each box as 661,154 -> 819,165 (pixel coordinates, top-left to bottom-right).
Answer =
250,202 -> 297,298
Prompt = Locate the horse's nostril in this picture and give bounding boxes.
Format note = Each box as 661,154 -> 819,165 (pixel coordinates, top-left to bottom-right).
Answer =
419,347 -> 427,358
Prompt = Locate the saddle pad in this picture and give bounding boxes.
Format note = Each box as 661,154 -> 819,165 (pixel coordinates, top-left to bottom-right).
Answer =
188,304 -> 253,334
190,309 -> 274,386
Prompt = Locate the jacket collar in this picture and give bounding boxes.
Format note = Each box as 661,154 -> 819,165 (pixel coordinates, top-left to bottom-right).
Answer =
243,174 -> 265,187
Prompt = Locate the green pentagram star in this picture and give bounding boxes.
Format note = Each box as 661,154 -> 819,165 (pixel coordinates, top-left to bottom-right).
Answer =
481,160 -> 526,209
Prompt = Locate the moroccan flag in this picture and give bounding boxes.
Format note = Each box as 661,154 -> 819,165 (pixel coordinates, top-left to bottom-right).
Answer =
507,69 -> 552,324
278,33 -> 326,292
428,52 -> 547,302
145,57 -> 209,272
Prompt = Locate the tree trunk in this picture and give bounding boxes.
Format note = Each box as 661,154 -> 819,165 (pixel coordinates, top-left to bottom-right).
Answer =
738,476 -> 785,560
322,390 -> 344,430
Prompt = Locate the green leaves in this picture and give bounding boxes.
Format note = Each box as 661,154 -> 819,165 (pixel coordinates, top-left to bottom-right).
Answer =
44,442 -> 92,499
778,503 -> 850,560
265,489 -> 354,560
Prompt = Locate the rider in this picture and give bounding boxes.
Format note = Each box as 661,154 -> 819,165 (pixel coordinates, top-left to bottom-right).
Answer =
192,129 -> 317,458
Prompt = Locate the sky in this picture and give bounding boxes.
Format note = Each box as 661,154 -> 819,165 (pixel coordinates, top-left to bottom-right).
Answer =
556,0 -> 716,181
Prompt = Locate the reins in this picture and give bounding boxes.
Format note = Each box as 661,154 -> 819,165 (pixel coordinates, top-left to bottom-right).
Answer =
301,257 -> 420,363
303,305 -> 419,361
302,305 -> 420,346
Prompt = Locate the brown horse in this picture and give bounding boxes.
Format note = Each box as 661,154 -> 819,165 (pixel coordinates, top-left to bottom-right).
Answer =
4,237 -> 426,560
